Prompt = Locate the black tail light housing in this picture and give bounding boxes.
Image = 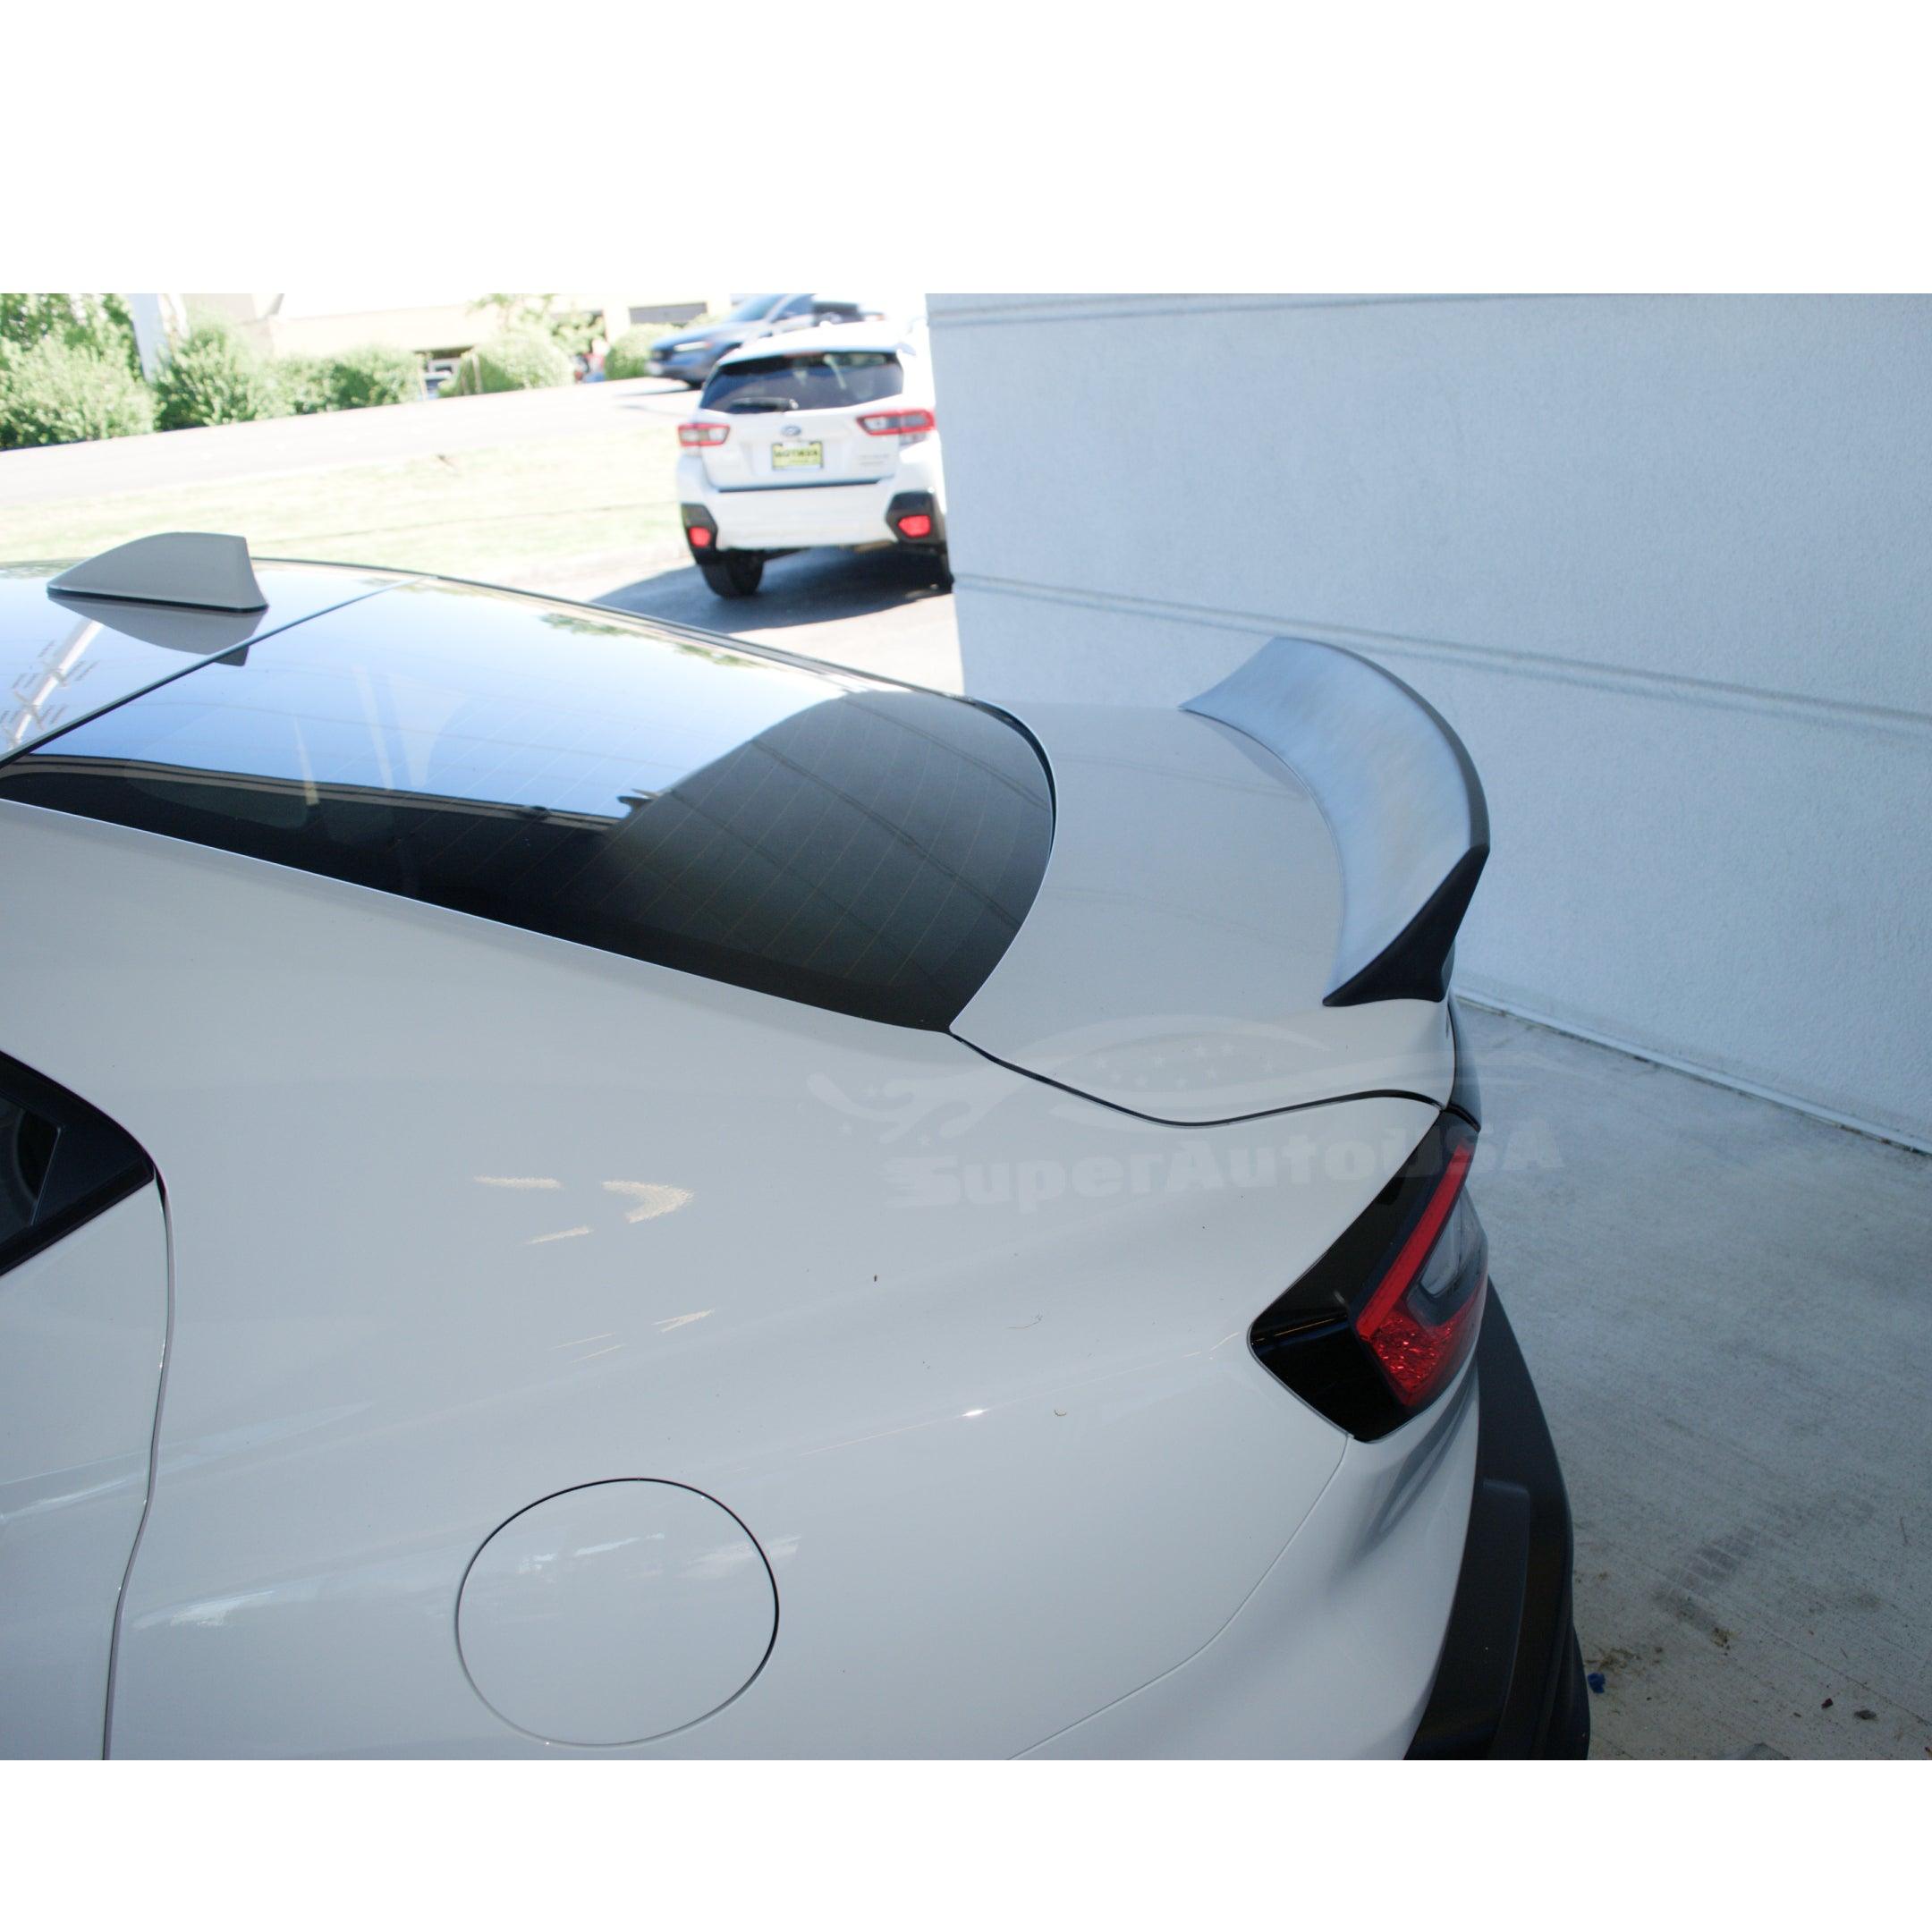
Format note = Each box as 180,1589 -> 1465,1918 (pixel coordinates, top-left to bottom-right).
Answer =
1251,1112 -> 1488,1441
885,491 -> 944,547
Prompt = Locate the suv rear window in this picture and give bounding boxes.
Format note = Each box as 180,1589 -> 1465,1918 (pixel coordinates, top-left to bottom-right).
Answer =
701,352 -> 903,414
0,581 -> 1052,1031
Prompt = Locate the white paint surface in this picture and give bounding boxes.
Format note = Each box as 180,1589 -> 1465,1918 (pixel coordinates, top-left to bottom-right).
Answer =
0,1188 -> 167,1757
929,294 -> 1932,1148
952,697 -> 1455,1119
4,801 -> 1452,1756
458,1482 -> 776,1745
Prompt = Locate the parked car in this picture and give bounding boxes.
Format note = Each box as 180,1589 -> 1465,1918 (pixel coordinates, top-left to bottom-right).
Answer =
676,320 -> 946,597
0,531 -> 1587,1758
647,293 -> 876,387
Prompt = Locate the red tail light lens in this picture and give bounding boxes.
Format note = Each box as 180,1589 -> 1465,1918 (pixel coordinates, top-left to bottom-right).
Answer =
1250,1113 -> 1487,1439
1354,1137 -> 1486,1407
895,513 -> 934,539
857,408 -> 936,438
680,421 -> 730,447
688,525 -> 713,547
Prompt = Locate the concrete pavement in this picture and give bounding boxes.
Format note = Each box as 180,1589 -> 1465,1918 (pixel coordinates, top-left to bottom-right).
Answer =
1463,1002 -> 1931,1758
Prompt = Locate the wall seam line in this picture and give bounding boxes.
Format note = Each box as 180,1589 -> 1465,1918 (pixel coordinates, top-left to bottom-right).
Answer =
952,574 -> 1932,738
929,292 -> 1602,328
1456,989 -> 1932,1157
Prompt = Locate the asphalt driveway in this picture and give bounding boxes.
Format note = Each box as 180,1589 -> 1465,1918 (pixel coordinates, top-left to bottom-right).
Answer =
578,543 -> 959,690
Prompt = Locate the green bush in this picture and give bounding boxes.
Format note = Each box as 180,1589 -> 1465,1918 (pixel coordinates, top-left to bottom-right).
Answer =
0,336 -> 156,450
452,328 -> 572,394
275,352 -> 335,416
604,324 -> 674,381
154,318 -> 286,429
326,343 -> 425,410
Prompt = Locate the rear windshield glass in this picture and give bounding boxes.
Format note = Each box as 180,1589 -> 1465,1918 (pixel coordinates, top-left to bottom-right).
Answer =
0,582 -> 1052,1030
701,352 -> 903,414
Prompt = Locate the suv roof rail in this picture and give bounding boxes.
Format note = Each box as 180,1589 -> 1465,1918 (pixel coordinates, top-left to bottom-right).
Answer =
48,532 -> 267,614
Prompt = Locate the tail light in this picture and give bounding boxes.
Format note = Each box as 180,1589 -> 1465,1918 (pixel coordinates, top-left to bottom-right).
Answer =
857,407 -> 936,440
1250,1113 -> 1487,1439
688,525 -> 713,547
680,421 -> 730,447
895,513 -> 934,539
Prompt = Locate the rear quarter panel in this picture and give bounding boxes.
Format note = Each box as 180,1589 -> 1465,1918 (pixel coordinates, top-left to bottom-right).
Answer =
4,801 -> 1441,1756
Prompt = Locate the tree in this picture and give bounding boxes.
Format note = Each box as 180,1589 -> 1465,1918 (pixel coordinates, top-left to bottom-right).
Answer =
0,293 -> 143,379
471,293 -> 601,360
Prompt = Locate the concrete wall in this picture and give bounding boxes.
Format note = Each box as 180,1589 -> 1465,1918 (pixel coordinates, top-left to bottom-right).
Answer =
928,294 -> 1932,1149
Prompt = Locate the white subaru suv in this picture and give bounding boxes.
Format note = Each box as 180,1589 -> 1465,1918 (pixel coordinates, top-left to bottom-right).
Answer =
675,319 -> 946,597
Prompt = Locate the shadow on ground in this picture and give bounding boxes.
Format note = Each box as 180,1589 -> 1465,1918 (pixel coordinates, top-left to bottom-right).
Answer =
593,543 -> 952,636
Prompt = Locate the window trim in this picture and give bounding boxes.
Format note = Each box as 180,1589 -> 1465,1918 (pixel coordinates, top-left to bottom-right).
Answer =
0,1051 -> 154,1278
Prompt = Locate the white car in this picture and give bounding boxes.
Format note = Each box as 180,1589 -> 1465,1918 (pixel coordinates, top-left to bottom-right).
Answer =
675,319 -> 947,597
0,533 -> 1587,1758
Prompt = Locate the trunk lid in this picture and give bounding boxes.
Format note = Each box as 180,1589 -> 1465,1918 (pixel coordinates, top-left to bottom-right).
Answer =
953,640 -> 1486,1123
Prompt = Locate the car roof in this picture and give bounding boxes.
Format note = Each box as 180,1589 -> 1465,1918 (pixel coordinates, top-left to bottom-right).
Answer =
0,560 -> 404,757
0,564 -> 1050,1032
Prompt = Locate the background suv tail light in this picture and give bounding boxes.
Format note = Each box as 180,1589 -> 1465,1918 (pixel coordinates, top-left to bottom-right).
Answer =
680,421 -> 730,447
1250,1114 -> 1487,1439
857,408 -> 936,441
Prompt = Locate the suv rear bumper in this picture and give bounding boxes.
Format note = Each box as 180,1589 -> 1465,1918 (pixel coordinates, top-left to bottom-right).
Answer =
676,444 -> 945,552
1407,1291 -> 1590,1758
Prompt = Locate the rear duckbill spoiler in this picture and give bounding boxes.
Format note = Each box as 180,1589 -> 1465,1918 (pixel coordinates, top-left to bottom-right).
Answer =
1183,638 -> 1488,1006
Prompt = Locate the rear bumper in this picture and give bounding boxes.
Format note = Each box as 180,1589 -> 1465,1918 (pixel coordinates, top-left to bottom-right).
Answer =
1407,1291 -> 1590,1758
677,444 -> 945,553
687,478 -> 901,550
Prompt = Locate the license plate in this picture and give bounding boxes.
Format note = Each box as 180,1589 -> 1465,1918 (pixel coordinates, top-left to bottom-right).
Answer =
771,441 -> 824,471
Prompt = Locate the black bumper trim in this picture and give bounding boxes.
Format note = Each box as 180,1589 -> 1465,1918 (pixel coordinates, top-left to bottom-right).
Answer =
1407,1289 -> 1589,1758
714,478 -> 889,493
886,490 -> 947,548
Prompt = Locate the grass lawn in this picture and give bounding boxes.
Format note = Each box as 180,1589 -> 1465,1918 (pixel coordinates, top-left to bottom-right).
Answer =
0,417 -> 691,590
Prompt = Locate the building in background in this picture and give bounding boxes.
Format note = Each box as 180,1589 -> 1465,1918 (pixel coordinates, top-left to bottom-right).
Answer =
174,293 -> 714,363
928,293 -> 1932,1150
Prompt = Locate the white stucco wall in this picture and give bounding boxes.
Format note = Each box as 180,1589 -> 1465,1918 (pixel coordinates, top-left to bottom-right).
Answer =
929,294 -> 1932,1148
